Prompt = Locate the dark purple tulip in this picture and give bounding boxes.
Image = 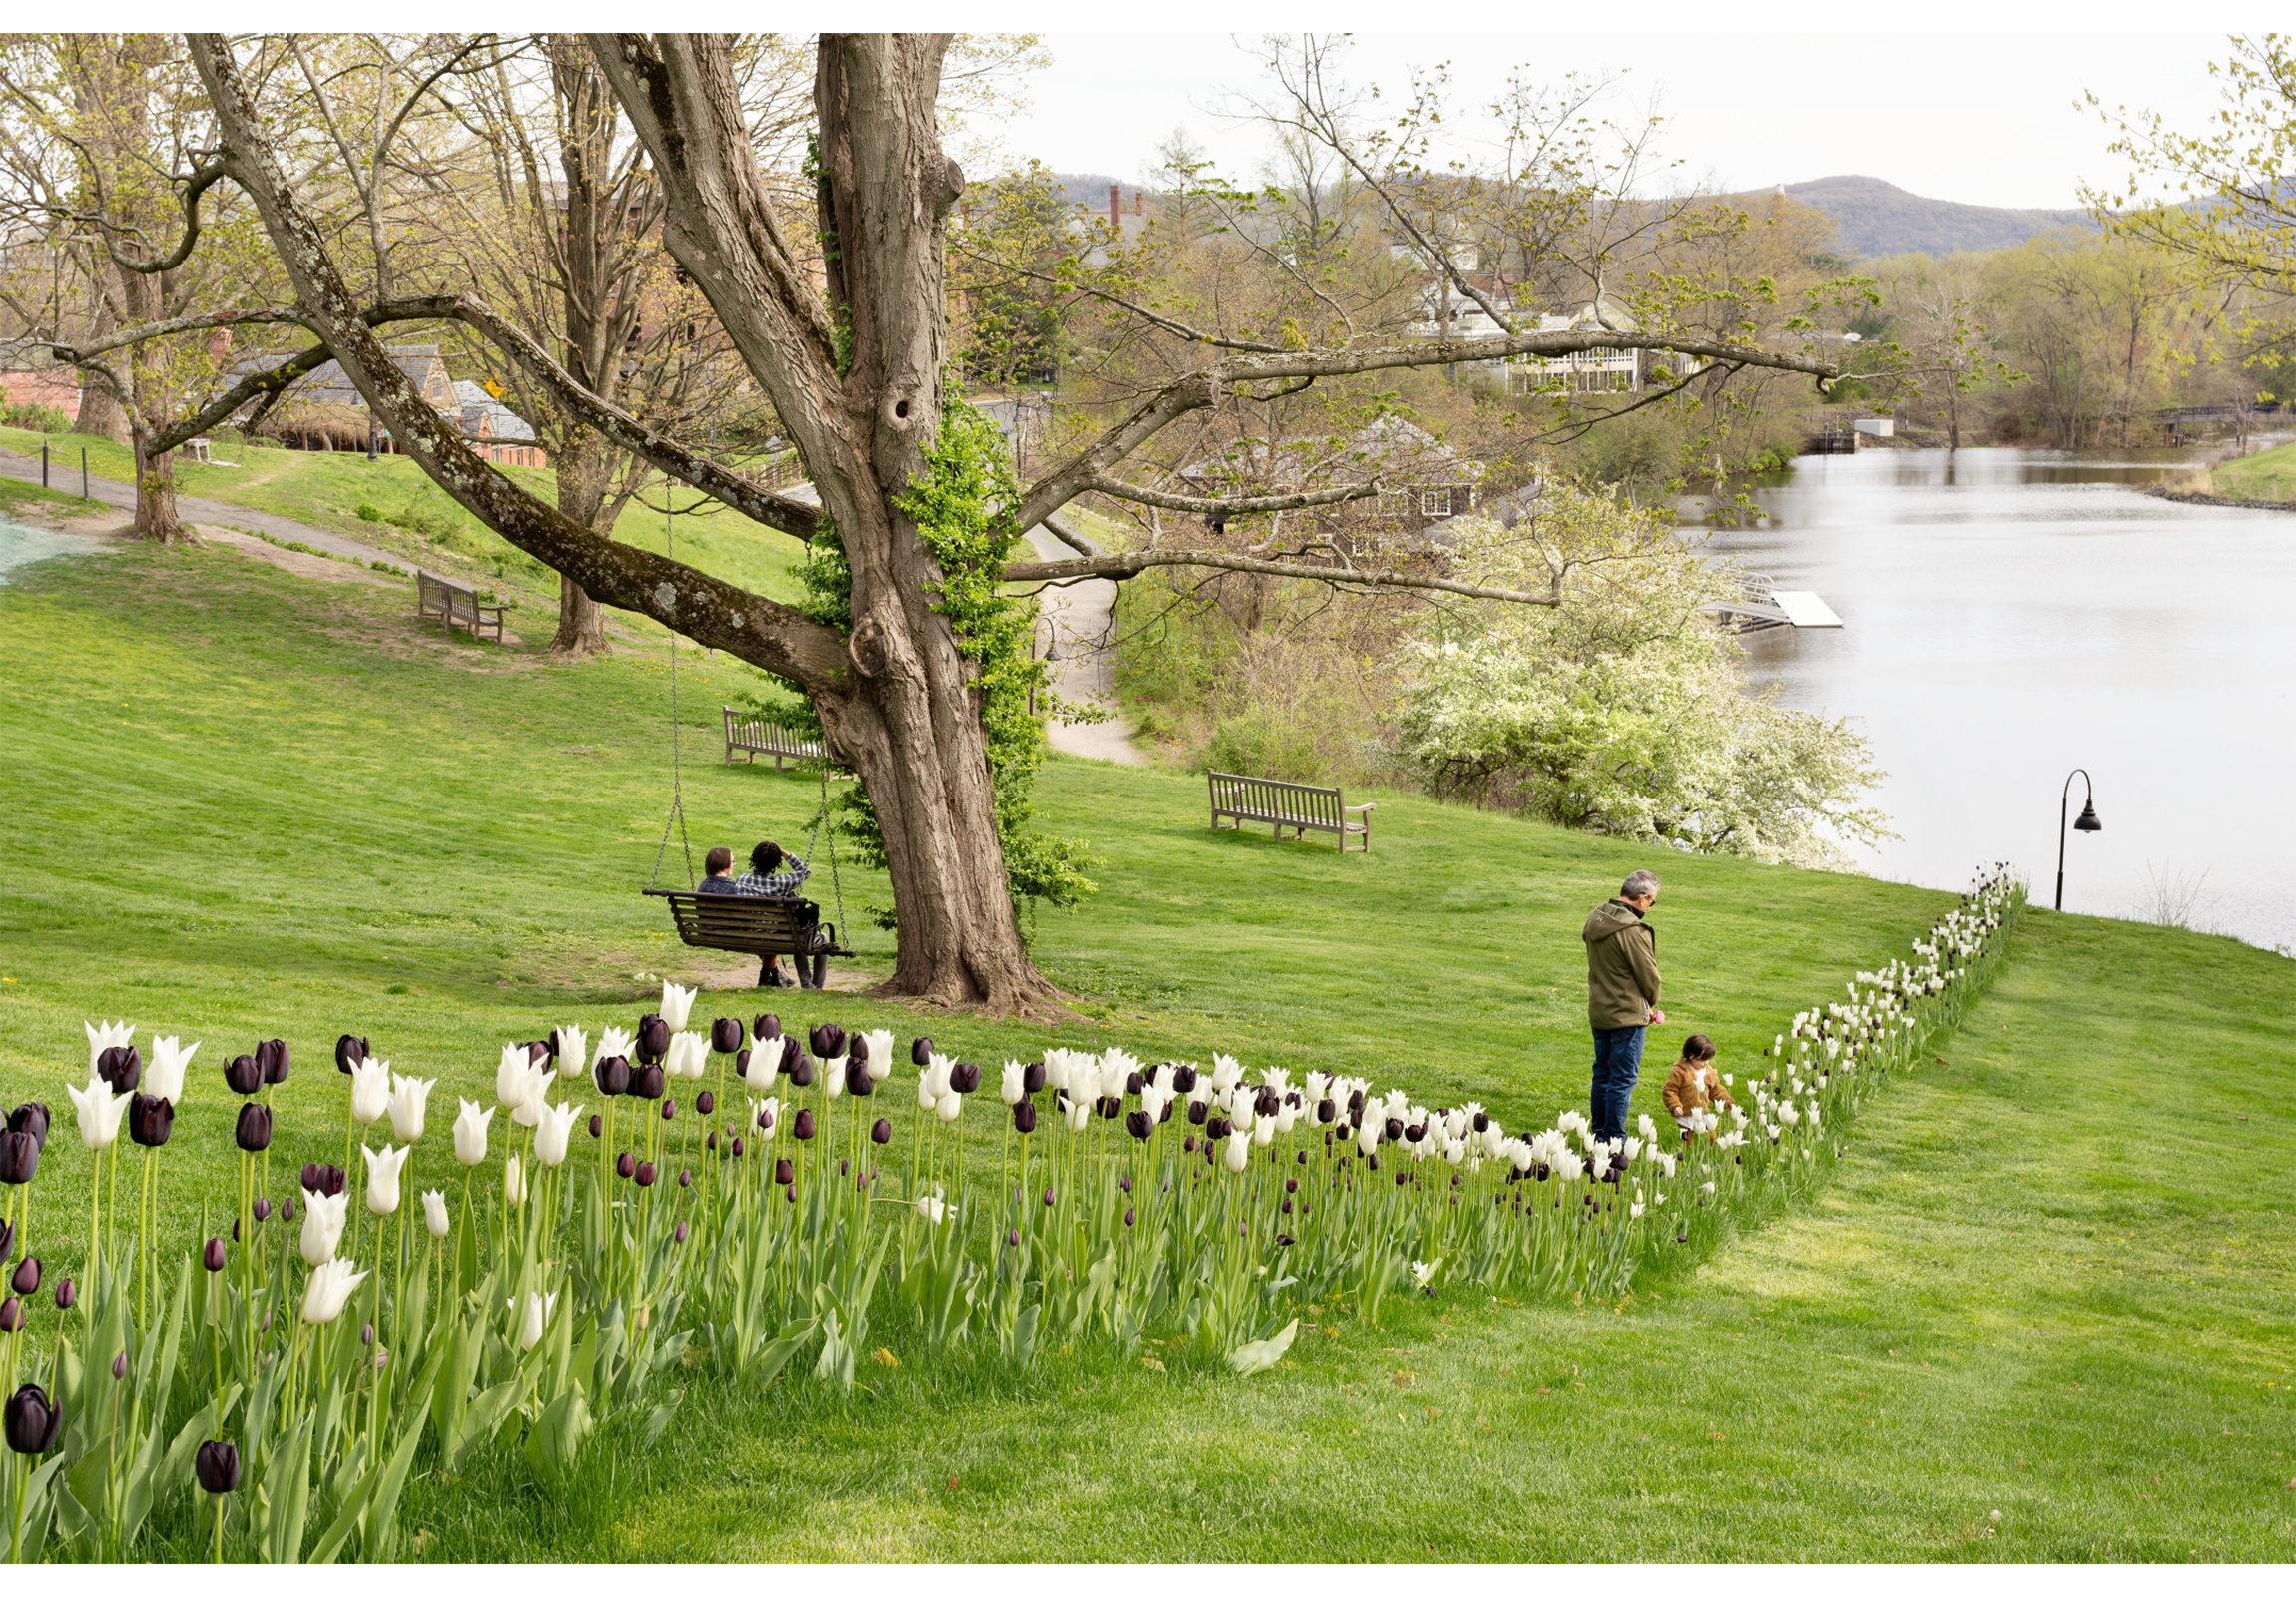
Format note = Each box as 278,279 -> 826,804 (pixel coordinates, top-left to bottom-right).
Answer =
594,1056 -> 630,1096
253,1198 -> 270,1223
52,1280 -> 73,1311
661,1099 -> 677,1122
774,1158 -> 793,1186
97,1045 -> 141,1095
1124,1207 -> 1135,1227
1384,1118 -> 1404,1143
224,1054 -> 263,1095
1159,1099 -> 1175,1123
1368,1154 -> 1380,1172
0,1222 -> 10,1259
128,1093 -> 173,1148
0,1132 -> 38,1186
1125,1110 -> 1152,1141
950,1062 -> 981,1096
235,1103 -> 272,1153
1472,1111 -> 1490,1133
636,1016 -> 669,1063
911,1036 -> 934,1069
754,1014 -> 781,1043
1347,1087 -> 1365,1117
256,1039 -> 289,1085
334,1035 -> 367,1074
635,1162 -> 657,1188
10,1258 -> 35,1296
1043,1187 -> 1056,1207
203,1239 -> 227,1273
1097,1096 -> 1121,1121
1285,1178 -> 1298,1193
4,1383 -> 61,1454
231,1221 -> 239,1242
299,1163 -> 344,1198
710,1017 -> 743,1054
793,1109 -> 816,1142
8,1103 -> 49,1150
1022,1061 -> 1046,1095
678,1168 -> 692,1189
1207,1117 -> 1230,1141
0,1299 -> 17,1332
360,1321 -> 373,1345
848,1033 -> 870,1066
1171,1064 -> 1197,1094
707,1131 -> 719,1153
195,1438 -> 240,1493
616,1151 -> 636,1180
1317,1099 -> 1336,1124
110,1351 -> 128,1380
787,1053 -> 815,1089
834,1060 -> 864,1097
1126,1071 -> 1145,1097
1012,1100 -> 1037,1134
755,1103 -> 776,1132
808,1023 -> 845,1060
779,1035 -> 802,1071
630,1065 -> 665,1101
588,1114 -> 602,1138
1006,1229 -> 1020,1247
871,1118 -> 891,1145
1297,1149 -> 1308,1164
527,1041 -> 551,1066
734,1048 -> 753,1080
675,1221 -> 690,1244
1404,1122 -> 1425,1144
1256,1087 -> 1280,1118
1186,1100 -> 1207,1126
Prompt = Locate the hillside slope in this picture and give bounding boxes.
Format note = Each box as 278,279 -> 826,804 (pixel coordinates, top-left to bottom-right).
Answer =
1767,175 -> 2093,258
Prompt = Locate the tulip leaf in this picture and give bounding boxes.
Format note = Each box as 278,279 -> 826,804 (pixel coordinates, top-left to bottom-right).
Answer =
14,1453 -> 67,1564
262,1415 -> 313,1564
522,1386 -> 594,1486
1225,1317 -> 1300,1376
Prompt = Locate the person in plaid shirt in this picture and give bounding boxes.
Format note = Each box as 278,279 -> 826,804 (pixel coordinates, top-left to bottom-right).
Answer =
733,840 -> 817,989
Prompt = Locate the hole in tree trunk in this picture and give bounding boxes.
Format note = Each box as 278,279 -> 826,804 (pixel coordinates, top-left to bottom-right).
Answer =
895,400 -> 910,418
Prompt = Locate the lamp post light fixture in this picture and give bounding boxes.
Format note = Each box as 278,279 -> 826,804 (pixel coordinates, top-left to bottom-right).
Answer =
2055,768 -> 2102,911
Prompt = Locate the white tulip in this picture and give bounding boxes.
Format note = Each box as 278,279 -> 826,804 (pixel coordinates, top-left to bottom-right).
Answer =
145,1036 -> 199,1104
362,1142 -> 410,1216
503,1153 -> 527,1205
1410,1258 -> 1441,1290
743,1043 -> 781,1090
1000,1062 -> 1026,1106
923,1052 -> 954,1100
301,1257 -> 368,1326
1303,1071 -> 1332,1105
452,1099 -> 495,1167
1222,1132 -> 1250,1173
348,1058 -> 392,1126
1630,1201 -> 1646,1220
511,1070 -> 553,1129
495,1044 -> 539,1112
862,1030 -> 894,1081
534,1099 -> 582,1168
914,1185 -> 947,1225
387,1073 -> 435,1142
659,980 -> 697,1031
934,1091 -> 962,1123
594,1026 -> 634,1068
517,1290 -> 558,1352
300,1188 -> 349,1265
1356,1117 -> 1380,1157
1209,1053 -> 1242,1095
550,1026 -> 589,1079
1063,1097 -> 1091,1133
1230,1093 -> 1256,1132
67,1077 -> 129,1151
84,1019 -> 134,1073
1252,1116 -> 1275,1147
822,1056 -> 846,1101
420,1188 -> 451,1239
915,1072 -> 938,1111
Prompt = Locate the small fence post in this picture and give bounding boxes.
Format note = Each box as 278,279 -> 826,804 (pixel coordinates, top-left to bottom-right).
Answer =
42,442 -> 49,488
81,447 -> 88,501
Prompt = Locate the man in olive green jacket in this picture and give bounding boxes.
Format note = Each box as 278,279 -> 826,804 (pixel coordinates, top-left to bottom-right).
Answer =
1584,869 -> 1665,1144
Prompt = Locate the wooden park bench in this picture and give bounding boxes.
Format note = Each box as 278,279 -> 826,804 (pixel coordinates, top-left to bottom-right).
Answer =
723,706 -> 833,768
1207,770 -> 1375,854
644,889 -> 850,963
415,570 -> 508,643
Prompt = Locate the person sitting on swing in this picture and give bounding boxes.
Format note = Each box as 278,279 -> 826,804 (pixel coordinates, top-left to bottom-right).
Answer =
733,839 -> 820,990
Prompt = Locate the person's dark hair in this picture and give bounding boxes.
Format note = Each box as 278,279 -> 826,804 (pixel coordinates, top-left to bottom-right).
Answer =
1681,1033 -> 1716,1062
704,846 -> 733,876
751,840 -> 784,875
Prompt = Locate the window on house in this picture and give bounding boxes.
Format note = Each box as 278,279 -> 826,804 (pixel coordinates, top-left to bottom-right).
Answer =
1420,487 -> 1453,518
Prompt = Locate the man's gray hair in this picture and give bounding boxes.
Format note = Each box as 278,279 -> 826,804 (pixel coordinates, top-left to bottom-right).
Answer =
1621,869 -> 1662,900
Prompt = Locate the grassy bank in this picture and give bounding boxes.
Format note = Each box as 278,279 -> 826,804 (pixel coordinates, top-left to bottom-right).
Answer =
2203,442 -> 2296,502
1,536 -> 2288,1559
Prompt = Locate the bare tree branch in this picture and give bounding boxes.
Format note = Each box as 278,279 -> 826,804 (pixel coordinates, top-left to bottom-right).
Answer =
1078,474 -> 1377,516
1002,545 -> 1561,606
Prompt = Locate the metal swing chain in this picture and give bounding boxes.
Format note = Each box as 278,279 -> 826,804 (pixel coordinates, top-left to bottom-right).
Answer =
646,492 -> 694,891
804,758 -> 849,944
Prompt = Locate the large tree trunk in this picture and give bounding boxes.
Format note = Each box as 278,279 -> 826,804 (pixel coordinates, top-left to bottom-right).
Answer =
131,431 -> 187,542
549,430 -> 613,656
74,305 -> 131,443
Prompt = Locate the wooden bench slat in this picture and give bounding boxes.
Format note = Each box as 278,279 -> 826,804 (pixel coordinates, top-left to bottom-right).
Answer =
722,706 -> 835,769
646,889 -> 852,958
414,570 -> 506,643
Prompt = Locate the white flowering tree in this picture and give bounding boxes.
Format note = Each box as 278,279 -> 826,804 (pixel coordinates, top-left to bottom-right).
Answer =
1393,483 -> 1890,866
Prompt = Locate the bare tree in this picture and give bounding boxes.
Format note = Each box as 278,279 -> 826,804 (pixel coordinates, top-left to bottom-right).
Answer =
184,32 -> 1839,1012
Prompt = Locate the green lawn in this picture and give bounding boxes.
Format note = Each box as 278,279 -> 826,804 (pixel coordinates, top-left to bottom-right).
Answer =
2208,442 -> 2296,502
0,535 -> 2288,1560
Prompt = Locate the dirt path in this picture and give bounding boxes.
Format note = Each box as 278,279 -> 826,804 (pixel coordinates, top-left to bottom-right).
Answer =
1023,525 -> 1145,765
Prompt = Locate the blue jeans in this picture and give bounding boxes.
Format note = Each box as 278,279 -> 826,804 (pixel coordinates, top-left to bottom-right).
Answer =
1590,1026 -> 1647,1144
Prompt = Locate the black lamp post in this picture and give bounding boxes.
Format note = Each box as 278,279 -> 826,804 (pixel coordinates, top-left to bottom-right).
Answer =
2055,768 -> 2101,911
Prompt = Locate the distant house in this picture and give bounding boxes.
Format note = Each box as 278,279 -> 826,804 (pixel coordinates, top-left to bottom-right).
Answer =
1177,415 -> 1483,547
230,343 -> 547,465
0,340 -> 82,421
1415,291 -> 1658,395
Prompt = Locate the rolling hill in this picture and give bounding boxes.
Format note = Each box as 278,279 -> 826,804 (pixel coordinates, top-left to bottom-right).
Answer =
1772,174 -> 2094,258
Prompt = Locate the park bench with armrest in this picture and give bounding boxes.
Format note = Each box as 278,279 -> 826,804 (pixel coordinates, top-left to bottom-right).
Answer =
1207,770 -> 1375,853
415,570 -> 508,643
722,706 -> 835,768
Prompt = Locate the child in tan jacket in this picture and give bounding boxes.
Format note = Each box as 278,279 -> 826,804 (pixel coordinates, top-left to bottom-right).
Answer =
1661,1034 -> 1733,1134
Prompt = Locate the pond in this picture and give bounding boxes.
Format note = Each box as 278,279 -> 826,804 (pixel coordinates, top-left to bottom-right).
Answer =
1704,445 -> 2296,955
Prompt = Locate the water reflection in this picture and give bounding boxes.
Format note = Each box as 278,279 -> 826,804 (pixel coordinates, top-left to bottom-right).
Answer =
1704,446 -> 2296,954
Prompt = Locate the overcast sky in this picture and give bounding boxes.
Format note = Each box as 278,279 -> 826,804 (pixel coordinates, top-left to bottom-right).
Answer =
996,33 -> 2239,212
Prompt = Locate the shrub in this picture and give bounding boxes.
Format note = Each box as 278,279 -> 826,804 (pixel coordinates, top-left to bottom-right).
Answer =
354,501 -> 384,522
3,401 -> 73,433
